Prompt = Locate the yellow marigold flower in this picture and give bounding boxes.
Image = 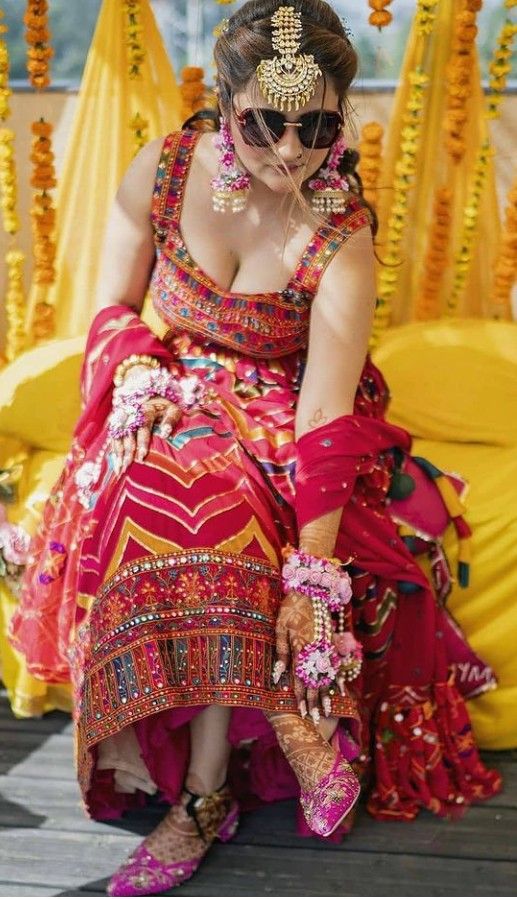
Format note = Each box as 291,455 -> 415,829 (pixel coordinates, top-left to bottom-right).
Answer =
490,62 -> 512,77
408,70 -> 429,87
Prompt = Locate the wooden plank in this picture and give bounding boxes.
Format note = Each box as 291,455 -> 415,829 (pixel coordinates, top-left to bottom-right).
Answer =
0,883 -> 82,897
0,832 -> 516,896
0,733 -> 77,780
0,784 -> 516,865
0,710 -> 73,736
231,800 -> 517,862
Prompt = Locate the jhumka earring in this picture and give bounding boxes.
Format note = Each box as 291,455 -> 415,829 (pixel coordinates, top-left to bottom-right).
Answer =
308,133 -> 350,214
211,116 -> 251,214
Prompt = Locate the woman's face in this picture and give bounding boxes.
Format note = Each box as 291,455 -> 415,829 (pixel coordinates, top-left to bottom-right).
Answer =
229,77 -> 342,195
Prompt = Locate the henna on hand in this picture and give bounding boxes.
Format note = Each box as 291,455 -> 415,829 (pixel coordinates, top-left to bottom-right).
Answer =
275,590 -> 332,720
112,396 -> 181,475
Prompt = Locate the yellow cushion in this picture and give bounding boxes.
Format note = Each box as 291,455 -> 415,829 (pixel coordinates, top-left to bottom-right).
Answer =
373,320 -> 517,446
0,337 -> 84,453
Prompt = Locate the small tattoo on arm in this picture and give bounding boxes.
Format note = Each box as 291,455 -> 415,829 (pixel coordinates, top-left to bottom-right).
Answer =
307,408 -> 329,430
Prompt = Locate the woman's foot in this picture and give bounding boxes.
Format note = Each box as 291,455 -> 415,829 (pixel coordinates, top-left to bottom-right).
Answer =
266,711 -> 360,838
107,784 -> 238,897
299,753 -> 360,837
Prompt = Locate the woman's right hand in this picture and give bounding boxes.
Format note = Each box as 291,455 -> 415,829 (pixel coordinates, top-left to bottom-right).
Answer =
111,386 -> 182,476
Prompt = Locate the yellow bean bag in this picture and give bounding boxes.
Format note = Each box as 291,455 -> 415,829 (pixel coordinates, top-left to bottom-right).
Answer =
374,319 -> 517,750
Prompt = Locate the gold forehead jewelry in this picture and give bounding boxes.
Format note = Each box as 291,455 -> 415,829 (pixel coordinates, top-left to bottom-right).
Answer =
256,6 -> 322,112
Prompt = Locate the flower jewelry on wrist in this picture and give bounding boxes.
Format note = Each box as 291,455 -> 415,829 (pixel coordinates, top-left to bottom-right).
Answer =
282,547 -> 352,611
108,368 -> 207,440
281,545 -> 362,689
113,353 -> 161,388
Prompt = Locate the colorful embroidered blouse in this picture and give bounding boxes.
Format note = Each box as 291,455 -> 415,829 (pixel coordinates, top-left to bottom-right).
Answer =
150,130 -> 373,360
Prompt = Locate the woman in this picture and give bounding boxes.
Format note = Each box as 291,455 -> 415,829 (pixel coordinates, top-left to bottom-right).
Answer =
10,1 -> 500,896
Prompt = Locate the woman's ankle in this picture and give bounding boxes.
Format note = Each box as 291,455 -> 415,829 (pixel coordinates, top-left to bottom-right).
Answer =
184,769 -> 228,797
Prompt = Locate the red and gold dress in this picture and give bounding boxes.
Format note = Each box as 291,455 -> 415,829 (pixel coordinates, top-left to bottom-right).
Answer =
10,130 -> 500,832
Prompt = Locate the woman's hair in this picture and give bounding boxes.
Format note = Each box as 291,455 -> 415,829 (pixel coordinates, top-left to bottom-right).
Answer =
214,0 -> 357,116
209,0 -> 378,235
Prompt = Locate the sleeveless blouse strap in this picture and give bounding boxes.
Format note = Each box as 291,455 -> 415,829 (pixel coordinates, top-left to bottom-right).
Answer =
151,130 -> 200,247
291,195 -> 374,296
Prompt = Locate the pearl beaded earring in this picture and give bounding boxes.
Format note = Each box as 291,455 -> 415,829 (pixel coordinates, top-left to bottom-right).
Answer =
308,133 -> 350,215
211,116 -> 251,214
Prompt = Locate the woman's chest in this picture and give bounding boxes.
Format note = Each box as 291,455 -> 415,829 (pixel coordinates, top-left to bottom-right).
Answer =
179,161 -> 317,296
149,248 -> 313,359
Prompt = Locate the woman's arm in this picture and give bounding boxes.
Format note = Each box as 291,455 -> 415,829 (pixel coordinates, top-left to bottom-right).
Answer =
94,137 -> 164,314
274,226 -> 378,721
90,137 -> 181,473
295,225 -> 377,557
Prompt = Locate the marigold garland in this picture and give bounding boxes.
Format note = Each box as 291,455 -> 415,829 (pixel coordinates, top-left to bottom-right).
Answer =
0,10 -> 10,121
180,66 -> 206,124
368,0 -> 393,30
29,117 -> 57,343
0,127 -> 19,235
5,250 -> 27,362
447,140 -> 492,316
415,187 -> 453,320
24,0 -> 53,90
130,112 -> 149,156
443,3 -> 482,164
123,0 -> 146,80
122,2 -> 150,157
370,69 -> 430,348
357,122 -> 384,212
485,20 -> 517,120
415,0 -> 439,36
1,10 -> 27,365
489,177 -> 517,318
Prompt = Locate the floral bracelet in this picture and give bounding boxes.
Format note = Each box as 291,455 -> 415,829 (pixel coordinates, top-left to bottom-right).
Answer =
281,545 -> 362,690
281,545 -> 352,611
108,368 -> 207,440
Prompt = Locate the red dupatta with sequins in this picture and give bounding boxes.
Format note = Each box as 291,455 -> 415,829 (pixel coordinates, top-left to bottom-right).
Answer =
9,305 -> 174,682
294,414 -> 494,699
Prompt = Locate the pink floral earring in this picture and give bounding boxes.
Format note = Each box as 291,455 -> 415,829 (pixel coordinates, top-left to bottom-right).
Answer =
211,116 -> 251,214
308,133 -> 350,215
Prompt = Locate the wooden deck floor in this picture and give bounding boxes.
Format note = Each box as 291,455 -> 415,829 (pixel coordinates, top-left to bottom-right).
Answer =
1,692 -> 516,898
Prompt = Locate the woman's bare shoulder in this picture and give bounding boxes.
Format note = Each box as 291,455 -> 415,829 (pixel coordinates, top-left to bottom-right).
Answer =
115,135 -> 170,216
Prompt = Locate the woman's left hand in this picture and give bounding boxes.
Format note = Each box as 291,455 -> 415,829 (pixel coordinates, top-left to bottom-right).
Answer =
273,590 -> 338,724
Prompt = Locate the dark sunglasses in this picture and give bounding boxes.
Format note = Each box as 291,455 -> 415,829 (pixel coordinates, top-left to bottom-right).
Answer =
233,107 -> 344,150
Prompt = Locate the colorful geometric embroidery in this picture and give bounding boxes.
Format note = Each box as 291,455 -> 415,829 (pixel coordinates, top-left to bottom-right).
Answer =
76,549 -> 356,747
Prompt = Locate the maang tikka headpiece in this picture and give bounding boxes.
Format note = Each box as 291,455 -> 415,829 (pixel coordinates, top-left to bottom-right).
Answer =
256,6 -> 322,112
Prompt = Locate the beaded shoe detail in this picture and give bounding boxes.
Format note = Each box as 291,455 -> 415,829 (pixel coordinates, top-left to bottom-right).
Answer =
299,754 -> 360,838
107,784 -> 239,897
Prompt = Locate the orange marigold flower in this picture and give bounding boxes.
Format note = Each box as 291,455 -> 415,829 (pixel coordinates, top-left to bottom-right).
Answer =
31,120 -> 52,137
369,10 -> 392,27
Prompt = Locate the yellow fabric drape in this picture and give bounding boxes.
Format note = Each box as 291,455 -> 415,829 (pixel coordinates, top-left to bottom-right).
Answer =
25,0 -> 182,341
375,0 -> 503,326
374,319 -> 517,749
1,0 -> 181,716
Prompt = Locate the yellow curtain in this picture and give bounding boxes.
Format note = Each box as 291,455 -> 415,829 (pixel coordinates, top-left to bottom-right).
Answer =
25,0 -> 182,341
375,0 -> 502,326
